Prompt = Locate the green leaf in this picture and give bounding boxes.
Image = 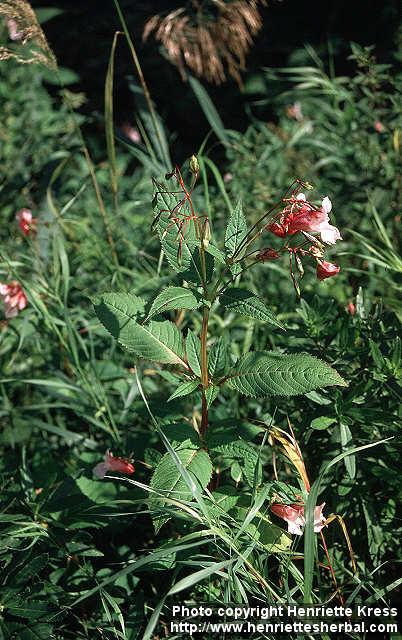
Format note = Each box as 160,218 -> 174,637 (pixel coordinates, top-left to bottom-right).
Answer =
270,481 -> 303,504
230,461 -> 242,483
94,294 -> 187,367
105,32 -> 120,201
310,416 -> 336,430
182,248 -> 214,285
6,600 -> 56,620
150,444 -> 212,532
5,623 -> 53,640
208,337 -> 231,378
206,243 -> 226,264
167,559 -> 234,596
152,179 -> 200,276
205,385 -> 219,408
35,7 -> 64,23
340,422 -> 356,479
161,423 -> 200,447
93,292 -> 145,320
12,554 -> 49,587
168,380 -> 199,401
186,331 -> 202,377
188,75 -> 230,146
219,288 -> 285,329
210,439 -> 262,487
232,507 -> 292,552
147,287 -> 200,319
225,199 -> 247,263
226,352 -> 347,397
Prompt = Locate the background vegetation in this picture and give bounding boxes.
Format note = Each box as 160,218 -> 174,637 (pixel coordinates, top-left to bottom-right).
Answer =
0,1 -> 400,638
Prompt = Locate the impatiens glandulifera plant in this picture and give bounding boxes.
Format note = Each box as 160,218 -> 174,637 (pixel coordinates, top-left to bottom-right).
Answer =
93,158 -> 347,537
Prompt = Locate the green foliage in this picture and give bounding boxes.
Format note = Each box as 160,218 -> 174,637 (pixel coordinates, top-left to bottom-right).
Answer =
150,437 -> 212,531
94,293 -> 187,366
226,351 -> 346,397
0,15 -> 400,639
219,287 -> 285,328
147,286 -> 200,319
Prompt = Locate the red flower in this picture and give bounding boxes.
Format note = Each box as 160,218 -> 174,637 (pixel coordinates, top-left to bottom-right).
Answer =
271,502 -> 326,535
268,194 -> 341,245
16,209 -> 37,236
346,302 -> 356,315
93,450 -> 135,479
316,260 -> 340,281
0,281 -> 27,318
374,120 -> 385,133
268,222 -> 287,238
257,248 -> 280,261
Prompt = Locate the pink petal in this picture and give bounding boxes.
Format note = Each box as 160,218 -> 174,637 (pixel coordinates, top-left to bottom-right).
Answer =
321,197 -> 332,214
287,516 -> 305,535
18,295 -> 27,310
314,503 -> 326,532
318,222 -> 342,244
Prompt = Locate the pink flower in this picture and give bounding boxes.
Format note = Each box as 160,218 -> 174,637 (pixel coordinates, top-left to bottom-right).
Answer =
288,195 -> 341,245
316,260 -> 340,280
0,281 -> 28,318
271,502 -> 326,535
268,194 -> 341,245
346,302 -> 356,315
374,120 -> 385,133
93,450 -> 135,479
223,172 -> 233,183
286,102 -> 303,121
16,209 -> 37,236
121,123 -> 141,144
6,18 -> 23,41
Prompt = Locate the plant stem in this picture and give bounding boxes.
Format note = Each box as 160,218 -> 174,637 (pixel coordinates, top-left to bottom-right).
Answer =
320,531 -> 344,605
232,199 -> 282,261
200,302 -> 210,438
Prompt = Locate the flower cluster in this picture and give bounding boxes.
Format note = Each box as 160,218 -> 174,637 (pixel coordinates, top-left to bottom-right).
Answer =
93,450 -> 135,479
258,182 -> 342,287
0,281 -> 28,319
267,193 -> 341,245
271,501 -> 326,535
16,209 -> 37,236
0,209 -> 40,319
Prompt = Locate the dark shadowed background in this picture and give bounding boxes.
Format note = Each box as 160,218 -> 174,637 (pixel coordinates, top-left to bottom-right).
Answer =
30,0 -> 400,158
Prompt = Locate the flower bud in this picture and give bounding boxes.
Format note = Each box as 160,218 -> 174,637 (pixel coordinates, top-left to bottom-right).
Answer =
201,218 -> 211,249
316,260 -> 340,281
190,155 -> 199,175
258,248 -> 280,261
295,253 -> 304,277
